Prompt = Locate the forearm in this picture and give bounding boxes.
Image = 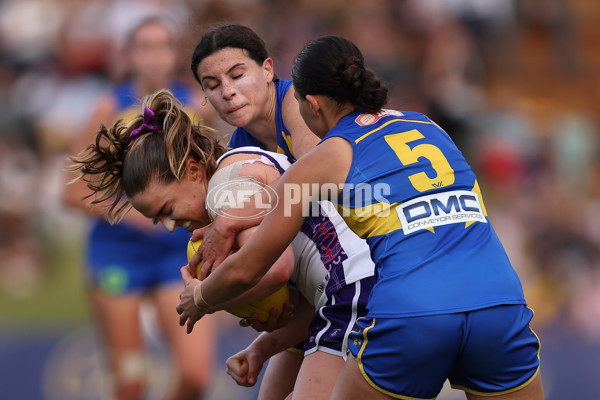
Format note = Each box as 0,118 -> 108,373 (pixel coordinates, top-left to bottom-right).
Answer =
248,296 -> 314,359
206,247 -> 293,312
197,162 -> 318,307
199,247 -> 280,307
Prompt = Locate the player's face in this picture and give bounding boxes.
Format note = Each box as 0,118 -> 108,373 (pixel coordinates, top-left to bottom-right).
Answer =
196,47 -> 274,128
129,166 -> 211,233
129,22 -> 177,87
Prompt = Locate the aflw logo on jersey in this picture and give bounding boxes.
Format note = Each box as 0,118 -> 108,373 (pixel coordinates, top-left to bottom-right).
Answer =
355,109 -> 404,126
397,190 -> 487,234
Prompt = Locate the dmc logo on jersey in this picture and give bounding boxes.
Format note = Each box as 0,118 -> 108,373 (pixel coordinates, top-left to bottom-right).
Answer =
355,109 -> 405,126
206,180 -> 278,220
396,190 -> 487,234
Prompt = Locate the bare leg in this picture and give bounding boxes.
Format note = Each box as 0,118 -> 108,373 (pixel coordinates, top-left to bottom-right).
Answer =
330,356 -> 393,400
151,285 -> 217,400
288,351 -> 345,400
90,289 -> 145,400
259,350 -> 303,400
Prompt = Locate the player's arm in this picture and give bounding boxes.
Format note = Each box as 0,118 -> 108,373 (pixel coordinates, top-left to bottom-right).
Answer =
226,295 -> 314,387
192,161 -> 283,279
202,226 -> 294,313
282,85 -> 320,159
177,138 -> 352,332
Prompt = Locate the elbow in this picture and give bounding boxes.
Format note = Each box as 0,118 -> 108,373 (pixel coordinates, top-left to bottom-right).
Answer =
272,255 -> 294,287
229,261 -> 263,290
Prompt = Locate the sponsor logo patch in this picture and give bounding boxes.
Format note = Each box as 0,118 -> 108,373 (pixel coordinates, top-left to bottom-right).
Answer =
396,190 -> 487,234
355,109 -> 405,126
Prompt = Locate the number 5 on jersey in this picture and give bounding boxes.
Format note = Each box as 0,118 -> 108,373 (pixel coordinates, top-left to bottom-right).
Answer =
384,129 -> 455,192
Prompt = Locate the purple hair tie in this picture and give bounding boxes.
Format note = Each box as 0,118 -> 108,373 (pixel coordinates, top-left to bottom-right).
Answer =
129,106 -> 162,142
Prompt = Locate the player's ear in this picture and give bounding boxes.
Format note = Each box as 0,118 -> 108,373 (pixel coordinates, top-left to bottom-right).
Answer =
262,57 -> 274,82
305,94 -> 320,116
185,158 -> 206,183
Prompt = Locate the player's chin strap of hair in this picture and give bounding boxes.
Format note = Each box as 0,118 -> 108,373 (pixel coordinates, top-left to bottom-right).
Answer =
129,106 -> 162,142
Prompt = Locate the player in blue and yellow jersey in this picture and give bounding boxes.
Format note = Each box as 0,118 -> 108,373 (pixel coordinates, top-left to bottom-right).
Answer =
178,36 -> 544,400
189,24 -> 321,398
64,17 -> 216,400
191,24 -> 319,166
227,78 -> 296,162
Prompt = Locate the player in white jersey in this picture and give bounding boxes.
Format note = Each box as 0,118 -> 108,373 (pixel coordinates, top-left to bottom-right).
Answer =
71,90 -> 375,400
205,147 -> 375,399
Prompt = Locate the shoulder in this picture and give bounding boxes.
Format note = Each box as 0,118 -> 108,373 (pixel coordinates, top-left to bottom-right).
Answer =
217,152 -> 282,185
282,137 -> 352,188
239,160 -> 282,184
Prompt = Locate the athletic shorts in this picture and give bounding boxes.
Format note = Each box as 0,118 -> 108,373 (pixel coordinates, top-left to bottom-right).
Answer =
348,304 -> 540,399
86,227 -> 189,295
303,276 -> 376,359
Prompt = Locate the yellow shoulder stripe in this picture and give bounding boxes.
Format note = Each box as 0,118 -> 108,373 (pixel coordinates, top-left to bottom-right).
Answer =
336,202 -> 403,238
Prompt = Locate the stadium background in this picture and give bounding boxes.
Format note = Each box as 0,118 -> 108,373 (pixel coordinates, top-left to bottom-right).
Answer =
0,0 -> 599,398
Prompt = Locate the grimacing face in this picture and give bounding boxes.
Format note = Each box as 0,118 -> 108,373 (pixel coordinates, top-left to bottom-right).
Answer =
129,162 -> 211,233
197,47 -> 274,128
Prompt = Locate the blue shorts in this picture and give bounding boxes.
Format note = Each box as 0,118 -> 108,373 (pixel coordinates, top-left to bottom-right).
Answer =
303,276 -> 376,359
86,221 -> 189,295
348,304 -> 540,399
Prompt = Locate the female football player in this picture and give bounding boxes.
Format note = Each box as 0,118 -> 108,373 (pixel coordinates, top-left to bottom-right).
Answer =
70,89 -> 376,400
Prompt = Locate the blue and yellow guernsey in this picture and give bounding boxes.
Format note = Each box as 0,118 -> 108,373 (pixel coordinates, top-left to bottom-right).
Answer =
228,79 -> 296,163
323,109 -> 526,318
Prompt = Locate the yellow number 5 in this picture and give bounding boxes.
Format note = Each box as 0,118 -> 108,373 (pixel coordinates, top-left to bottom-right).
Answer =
384,129 -> 455,192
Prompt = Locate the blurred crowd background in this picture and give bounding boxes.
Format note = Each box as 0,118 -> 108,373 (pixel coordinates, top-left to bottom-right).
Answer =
0,0 -> 599,399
